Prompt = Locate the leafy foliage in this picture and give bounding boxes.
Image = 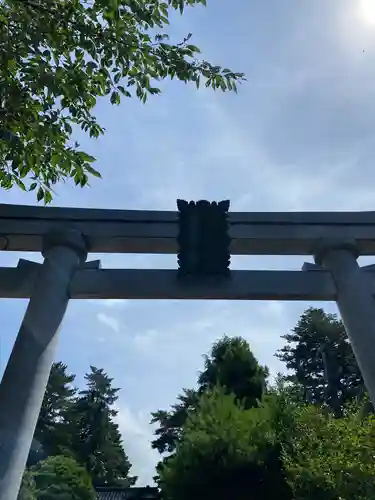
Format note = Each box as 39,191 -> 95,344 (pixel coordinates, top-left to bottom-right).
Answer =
32,455 -> 96,500
151,335 -> 268,454
0,0 -> 245,202
283,404 -> 375,500
154,311 -> 375,500
159,387 -> 291,500
21,308 -> 374,499
17,470 -> 37,500
276,308 -> 364,415
198,335 -> 268,408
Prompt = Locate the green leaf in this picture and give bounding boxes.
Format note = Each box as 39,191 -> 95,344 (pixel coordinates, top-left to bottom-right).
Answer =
74,172 -> 81,185
80,175 -> 88,187
118,86 -> 131,97
110,91 -> 120,105
86,61 -> 97,74
64,122 -> 73,134
78,152 -> 96,163
37,187 -> 44,202
15,178 -> 26,191
86,165 -> 102,178
186,45 -> 201,53
44,190 -> 53,204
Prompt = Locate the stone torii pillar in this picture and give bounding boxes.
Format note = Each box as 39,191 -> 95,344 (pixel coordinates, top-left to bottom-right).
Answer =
315,240 -> 375,405
0,230 -> 87,500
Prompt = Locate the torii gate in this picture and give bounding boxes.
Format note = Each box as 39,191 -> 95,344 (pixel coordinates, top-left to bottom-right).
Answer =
1,200 -> 375,500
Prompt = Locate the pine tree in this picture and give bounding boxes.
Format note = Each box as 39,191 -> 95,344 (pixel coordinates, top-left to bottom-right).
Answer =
276,308 -> 364,414
67,366 -> 136,487
151,389 -> 199,454
29,362 -> 76,464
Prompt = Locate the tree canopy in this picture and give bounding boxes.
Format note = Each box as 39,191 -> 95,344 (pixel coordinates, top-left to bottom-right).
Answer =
18,470 -> 37,500
153,312 -> 374,500
67,366 -> 136,487
26,362 -> 136,494
19,308 -> 374,499
283,404 -> 375,500
159,387 -> 292,500
151,335 -> 268,455
1,0 -> 245,202
276,308 -> 364,415
32,455 -> 96,500
198,335 -> 268,408
31,362 -> 76,461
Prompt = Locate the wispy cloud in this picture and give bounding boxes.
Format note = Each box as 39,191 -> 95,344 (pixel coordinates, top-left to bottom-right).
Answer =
1,0 -> 375,488
116,403 -> 159,486
89,299 -> 129,308
96,312 -> 120,333
133,329 -> 159,353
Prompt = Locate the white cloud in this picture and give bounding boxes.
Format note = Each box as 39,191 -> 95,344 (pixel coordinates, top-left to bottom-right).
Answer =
4,0 -> 375,491
88,299 -> 129,308
97,312 -> 120,333
116,403 -> 159,486
123,300 -> 294,380
133,329 -> 159,353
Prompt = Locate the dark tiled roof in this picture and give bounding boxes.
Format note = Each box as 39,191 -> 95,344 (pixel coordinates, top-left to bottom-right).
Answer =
96,487 -> 159,500
96,491 -> 126,500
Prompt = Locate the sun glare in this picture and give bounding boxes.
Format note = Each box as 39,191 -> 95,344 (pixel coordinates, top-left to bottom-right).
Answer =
359,0 -> 375,26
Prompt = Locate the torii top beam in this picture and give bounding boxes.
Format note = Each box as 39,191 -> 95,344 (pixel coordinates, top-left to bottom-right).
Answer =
1,204 -> 375,255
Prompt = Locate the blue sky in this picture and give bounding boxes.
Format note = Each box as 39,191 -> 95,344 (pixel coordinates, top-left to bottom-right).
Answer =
2,0 -> 375,485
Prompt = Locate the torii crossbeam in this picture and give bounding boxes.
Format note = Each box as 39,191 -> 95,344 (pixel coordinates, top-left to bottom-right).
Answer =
1,201 -> 375,500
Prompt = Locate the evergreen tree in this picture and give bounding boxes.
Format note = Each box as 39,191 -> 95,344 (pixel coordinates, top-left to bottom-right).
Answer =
32,362 -> 76,460
198,335 -> 268,408
151,335 -> 268,454
156,319 -> 375,499
151,389 -> 199,454
67,366 -> 136,487
32,455 -> 96,500
276,308 -> 364,415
